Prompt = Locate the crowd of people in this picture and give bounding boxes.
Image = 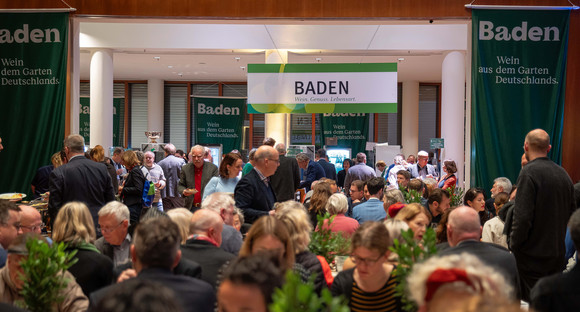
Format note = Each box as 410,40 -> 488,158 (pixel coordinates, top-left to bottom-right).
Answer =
0,128 -> 579,311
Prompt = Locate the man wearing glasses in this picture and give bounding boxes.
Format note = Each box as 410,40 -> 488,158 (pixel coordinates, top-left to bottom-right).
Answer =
0,200 -> 22,268
94,201 -> 131,268
178,145 -> 219,212
18,205 -> 44,236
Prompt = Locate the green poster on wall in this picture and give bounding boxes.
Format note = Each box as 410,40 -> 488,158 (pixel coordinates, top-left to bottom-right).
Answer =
0,13 -> 69,197
320,113 -> 369,158
79,97 -> 125,147
193,97 -> 246,153
471,9 -> 569,193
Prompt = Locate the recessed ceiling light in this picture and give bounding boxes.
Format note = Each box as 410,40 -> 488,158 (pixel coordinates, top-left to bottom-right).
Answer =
153,56 -> 160,61
199,62 -> 206,65
398,58 -> 405,61
168,65 -> 173,68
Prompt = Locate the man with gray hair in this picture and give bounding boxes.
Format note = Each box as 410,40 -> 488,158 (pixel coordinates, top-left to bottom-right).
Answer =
0,200 -> 22,267
343,152 -> 375,195
142,151 -> 166,211
48,134 -> 115,230
94,201 -> 132,267
181,209 -> 235,287
439,206 -> 520,299
270,143 -> 300,202
485,177 -> 513,216
158,143 -> 186,210
178,145 -> 219,211
531,208 -> 580,311
296,152 -> 325,192
201,192 -> 242,255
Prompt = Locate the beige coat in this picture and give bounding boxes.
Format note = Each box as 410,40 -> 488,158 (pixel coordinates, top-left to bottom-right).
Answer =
0,265 -> 89,312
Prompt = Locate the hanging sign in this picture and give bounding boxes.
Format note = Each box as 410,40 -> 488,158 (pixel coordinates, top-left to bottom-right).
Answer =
247,63 -> 397,113
320,113 -> 369,158
193,96 -> 246,153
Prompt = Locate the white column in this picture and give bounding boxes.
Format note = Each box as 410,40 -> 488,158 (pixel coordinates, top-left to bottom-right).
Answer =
89,49 -> 114,149
401,81 -> 419,158
147,78 -> 164,133
441,51 -> 466,187
264,50 -> 288,146
70,18 -> 80,135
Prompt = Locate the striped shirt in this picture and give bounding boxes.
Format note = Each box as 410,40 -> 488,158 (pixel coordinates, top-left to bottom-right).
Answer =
349,270 -> 400,312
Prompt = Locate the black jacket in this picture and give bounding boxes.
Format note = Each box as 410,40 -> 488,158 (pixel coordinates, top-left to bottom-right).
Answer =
531,262 -> 580,312
66,246 -> 114,297
270,155 -> 300,202
122,166 -> 146,206
318,159 -> 337,181
234,169 -> 277,223
180,238 -> 236,288
295,250 -> 327,294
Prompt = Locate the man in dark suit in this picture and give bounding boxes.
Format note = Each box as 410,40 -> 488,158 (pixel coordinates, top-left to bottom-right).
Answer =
270,143 -> 300,202
177,145 -> 219,211
315,148 -> 337,181
48,134 -> 115,229
531,208 -> 580,311
90,217 -> 215,312
296,152 -> 326,192
181,209 -> 236,288
439,206 -> 520,300
234,145 -> 279,224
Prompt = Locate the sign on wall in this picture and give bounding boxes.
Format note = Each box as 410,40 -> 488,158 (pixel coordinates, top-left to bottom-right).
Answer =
247,63 -> 397,113
193,97 -> 246,153
0,13 -> 69,196
79,97 -> 125,147
471,9 -> 569,192
320,113 -> 369,158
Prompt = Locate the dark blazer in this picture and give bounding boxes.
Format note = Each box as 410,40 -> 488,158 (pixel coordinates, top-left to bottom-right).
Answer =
90,267 -> 215,312
180,239 -> 236,288
121,166 -> 146,207
270,154 -> 300,202
299,160 -> 326,192
66,246 -> 114,297
48,156 -> 116,229
102,158 -> 118,193
234,169 -> 277,223
531,262 -> 580,312
114,258 -> 202,282
337,169 -> 347,188
317,159 -> 337,181
177,162 -> 219,210
438,240 -> 521,299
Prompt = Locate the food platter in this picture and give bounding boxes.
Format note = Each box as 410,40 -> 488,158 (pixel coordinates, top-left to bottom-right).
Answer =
0,193 -> 26,200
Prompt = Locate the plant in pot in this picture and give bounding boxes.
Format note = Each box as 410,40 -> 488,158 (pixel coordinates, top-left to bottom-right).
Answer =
308,213 -> 351,266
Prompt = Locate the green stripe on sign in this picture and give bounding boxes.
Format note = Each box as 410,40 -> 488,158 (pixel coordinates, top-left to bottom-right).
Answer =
247,103 -> 397,114
247,63 -> 397,73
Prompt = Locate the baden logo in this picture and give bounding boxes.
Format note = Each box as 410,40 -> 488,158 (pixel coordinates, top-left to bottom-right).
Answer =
0,24 -> 61,44
479,21 -> 560,42
198,103 -> 240,115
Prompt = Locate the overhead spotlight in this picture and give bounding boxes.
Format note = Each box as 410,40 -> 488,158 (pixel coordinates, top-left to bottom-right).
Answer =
315,57 -> 322,63
168,65 -> 173,69
153,56 -> 161,61
398,58 -> 405,62
234,57 -> 241,62
178,72 -> 183,77
240,66 -> 246,71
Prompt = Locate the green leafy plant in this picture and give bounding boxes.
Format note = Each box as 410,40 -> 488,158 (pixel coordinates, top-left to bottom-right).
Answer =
401,187 -> 423,204
448,185 -> 465,208
309,213 -> 351,264
270,270 -> 349,312
16,238 -> 78,312
390,227 -> 438,312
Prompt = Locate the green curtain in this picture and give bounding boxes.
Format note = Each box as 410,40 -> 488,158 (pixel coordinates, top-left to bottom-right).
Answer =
0,13 -> 69,198
471,9 -> 569,194
320,113 -> 369,159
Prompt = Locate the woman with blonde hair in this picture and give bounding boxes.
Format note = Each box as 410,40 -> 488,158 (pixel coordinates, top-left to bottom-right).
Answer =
52,201 -> 113,296
394,203 -> 432,241
89,145 -> 118,192
167,208 -> 194,244
239,215 -> 295,271
304,181 -> 333,228
120,150 -> 146,232
275,201 -> 329,293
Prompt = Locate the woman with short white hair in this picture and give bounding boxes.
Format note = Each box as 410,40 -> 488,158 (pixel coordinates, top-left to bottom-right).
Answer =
317,193 -> 359,237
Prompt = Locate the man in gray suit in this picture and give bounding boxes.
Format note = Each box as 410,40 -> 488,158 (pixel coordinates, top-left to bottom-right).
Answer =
178,145 -> 219,211
158,143 -> 186,211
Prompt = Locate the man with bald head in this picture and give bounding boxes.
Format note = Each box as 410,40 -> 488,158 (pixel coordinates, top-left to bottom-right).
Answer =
234,145 -> 280,224
18,206 -> 43,235
177,145 -> 219,211
509,129 -> 576,301
181,209 -> 235,287
439,206 -> 520,299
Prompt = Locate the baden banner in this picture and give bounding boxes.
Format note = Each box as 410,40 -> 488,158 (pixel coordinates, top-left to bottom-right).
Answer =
0,13 -> 69,197
471,9 -> 569,192
194,97 -> 246,153
80,97 -> 125,147
320,113 -> 369,158
247,63 -> 397,113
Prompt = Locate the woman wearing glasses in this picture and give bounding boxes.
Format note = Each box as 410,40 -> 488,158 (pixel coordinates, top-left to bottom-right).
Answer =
331,221 -> 402,312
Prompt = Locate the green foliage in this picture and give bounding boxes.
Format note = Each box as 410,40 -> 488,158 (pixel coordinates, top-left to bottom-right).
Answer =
16,238 -> 78,312
390,227 -> 438,312
401,187 -> 423,204
269,270 -> 349,312
308,213 -> 351,264
448,185 -> 465,208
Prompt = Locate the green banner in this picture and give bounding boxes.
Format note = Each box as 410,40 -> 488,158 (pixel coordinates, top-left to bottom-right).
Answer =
0,13 -> 69,197
471,10 -> 569,193
80,97 -> 125,147
320,113 -> 369,158
193,97 -> 246,153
